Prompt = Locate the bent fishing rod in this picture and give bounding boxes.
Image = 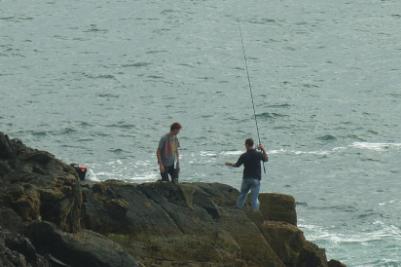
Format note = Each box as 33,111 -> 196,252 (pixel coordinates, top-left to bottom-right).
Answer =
238,23 -> 267,174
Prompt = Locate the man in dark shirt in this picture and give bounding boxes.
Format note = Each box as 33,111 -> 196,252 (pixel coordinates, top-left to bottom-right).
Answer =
225,138 -> 268,211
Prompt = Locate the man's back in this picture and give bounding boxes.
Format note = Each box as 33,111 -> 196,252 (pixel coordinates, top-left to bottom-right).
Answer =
235,149 -> 266,180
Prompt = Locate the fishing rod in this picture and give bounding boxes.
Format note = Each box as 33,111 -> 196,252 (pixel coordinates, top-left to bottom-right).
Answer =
238,23 -> 266,174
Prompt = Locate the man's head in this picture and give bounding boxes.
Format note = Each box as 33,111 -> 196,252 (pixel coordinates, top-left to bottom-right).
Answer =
245,138 -> 254,150
170,122 -> 182,135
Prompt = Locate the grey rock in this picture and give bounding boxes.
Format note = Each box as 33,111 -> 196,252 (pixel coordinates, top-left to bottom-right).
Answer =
28,221 -> 139,267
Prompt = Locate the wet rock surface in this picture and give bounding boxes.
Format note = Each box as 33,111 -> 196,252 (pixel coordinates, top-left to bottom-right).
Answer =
0,132 -> 346,267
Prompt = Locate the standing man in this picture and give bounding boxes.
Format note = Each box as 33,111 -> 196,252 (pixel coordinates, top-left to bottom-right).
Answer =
157,122 -> 182,183
225,138 -> 268,211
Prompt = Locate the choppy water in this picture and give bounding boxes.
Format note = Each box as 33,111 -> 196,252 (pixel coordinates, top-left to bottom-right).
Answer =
1,0 -> 401,265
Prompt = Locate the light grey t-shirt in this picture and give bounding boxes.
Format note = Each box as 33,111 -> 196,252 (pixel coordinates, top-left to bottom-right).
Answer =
158,133 -> 180,167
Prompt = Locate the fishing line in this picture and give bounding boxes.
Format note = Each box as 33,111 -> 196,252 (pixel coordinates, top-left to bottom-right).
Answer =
238,22 -> 266,173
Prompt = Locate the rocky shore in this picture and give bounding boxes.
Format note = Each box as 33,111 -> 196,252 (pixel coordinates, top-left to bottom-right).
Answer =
0,132 -> 346,267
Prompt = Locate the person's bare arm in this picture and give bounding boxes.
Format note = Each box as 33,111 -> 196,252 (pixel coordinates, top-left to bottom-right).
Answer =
176,149 -> 180,170
156,148 -> 165,173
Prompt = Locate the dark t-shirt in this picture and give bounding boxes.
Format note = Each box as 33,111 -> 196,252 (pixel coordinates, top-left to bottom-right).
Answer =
234,149 -> 267,180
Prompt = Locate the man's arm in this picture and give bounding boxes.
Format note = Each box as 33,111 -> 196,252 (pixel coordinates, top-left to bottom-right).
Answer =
258,144 -> 268,162
156,147 -> 162,164
225,155 -> 243,167
157,137 -> 165,173
156,148 -> 165,172
176,149 -> 180,170
177,138 -> 180,164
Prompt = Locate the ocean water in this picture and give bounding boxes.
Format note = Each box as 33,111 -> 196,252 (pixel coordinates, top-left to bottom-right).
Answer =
1,0 -> 401,265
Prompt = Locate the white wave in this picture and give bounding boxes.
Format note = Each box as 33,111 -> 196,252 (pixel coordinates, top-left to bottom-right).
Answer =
378,199 -> 398,206
133,160 -> 152,167
94,171 -> 115,177
332,146 -> 348,152
219,150 -> 243,156
350,142 -> 401,151
200,151 -> 217,157
125,172 -> 159,181
105,159 -> 123,165
222,148 -> 336,156
268,148 -> 286,154
355,258 -> 401,267
269,142 -> 401,155
215,141 -> 401,158
300,221 -> 401,245
81,141 -> 401,181
272,149 -> 333,155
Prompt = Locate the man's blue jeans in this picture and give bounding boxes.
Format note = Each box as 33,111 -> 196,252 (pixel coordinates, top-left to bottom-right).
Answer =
236,178 -> 261,210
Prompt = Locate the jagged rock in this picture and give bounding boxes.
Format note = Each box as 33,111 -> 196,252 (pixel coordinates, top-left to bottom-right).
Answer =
259,193 -> 297,226
4,232 -> 37,264
328,259 -> 347,267
0,133 -> 14,159
81,179 -> 347,266
0,243 -> 29,267
260,221 -> 330,267
0,233 -> 29,267
260,221 -> 305,266
0,132 -> 82,233
0,226 -> 50,267
0,207 -> 25,233
82,181 -> 285,266
297,241 -> 328,267
28,221 -> 139,267
7,185 -> 41,221
0,132 -> 347,267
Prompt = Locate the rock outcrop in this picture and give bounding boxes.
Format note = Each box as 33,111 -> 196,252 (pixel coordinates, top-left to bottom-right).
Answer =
28,221 -> 139,267
0,132 -> 346,267
0,132 -> 81,233
0,226 -> 50,267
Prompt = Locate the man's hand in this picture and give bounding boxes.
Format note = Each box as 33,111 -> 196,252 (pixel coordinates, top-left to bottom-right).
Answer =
258,144 -> 266,151
258,144 -> 269,161
225,162 -> 234,167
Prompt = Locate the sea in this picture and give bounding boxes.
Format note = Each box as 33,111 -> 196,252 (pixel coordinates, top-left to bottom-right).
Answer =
1,0 -> 401,266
